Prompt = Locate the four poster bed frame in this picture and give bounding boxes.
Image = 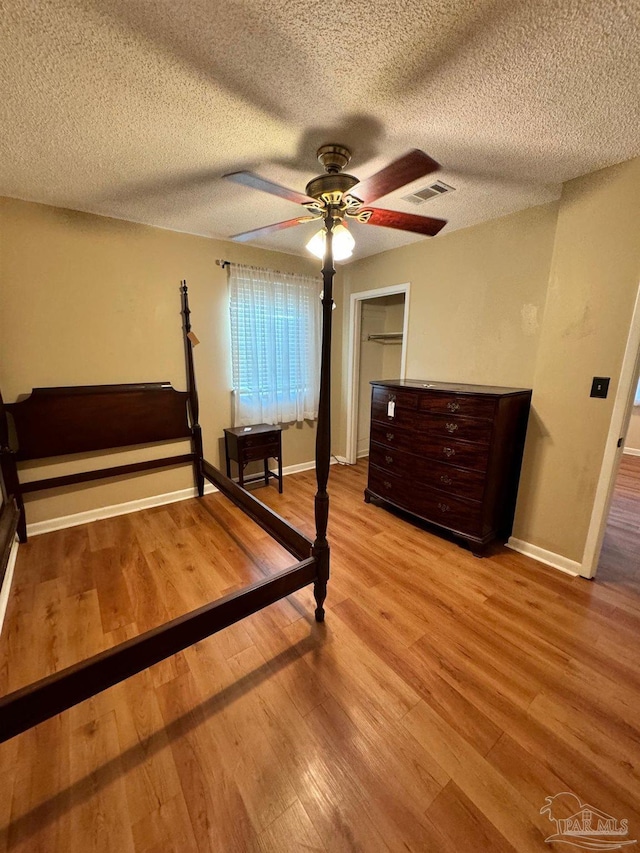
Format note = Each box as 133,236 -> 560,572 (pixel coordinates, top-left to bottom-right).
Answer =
0,242 -> 336,743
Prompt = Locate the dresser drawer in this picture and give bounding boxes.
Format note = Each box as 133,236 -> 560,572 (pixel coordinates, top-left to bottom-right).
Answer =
423,413 -> 492,445
419,435 -> 490,471
370,421 -> 417,453
368,465 -> 482,537
371,386 -> 419,429
371,400 -> 419,430
370,442 -> 486,501
369,442 -> 419,480
418,392 -> 496,420
372,386 -> 418,410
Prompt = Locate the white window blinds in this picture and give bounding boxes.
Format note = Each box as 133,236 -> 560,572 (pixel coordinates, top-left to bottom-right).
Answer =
229,263 -> 322,426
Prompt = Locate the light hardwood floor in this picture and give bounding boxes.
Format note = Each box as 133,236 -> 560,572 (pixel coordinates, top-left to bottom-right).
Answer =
597,453 -> 640,595
1,459 -> 640,851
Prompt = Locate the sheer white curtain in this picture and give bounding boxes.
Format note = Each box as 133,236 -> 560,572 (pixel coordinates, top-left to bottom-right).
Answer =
229,263 -> 322,426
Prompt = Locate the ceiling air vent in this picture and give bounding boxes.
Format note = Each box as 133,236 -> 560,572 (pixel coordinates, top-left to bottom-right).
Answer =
403,181 -> 455,205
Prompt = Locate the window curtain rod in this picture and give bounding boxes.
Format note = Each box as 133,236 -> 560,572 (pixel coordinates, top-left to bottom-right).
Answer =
216,259 -> 320,280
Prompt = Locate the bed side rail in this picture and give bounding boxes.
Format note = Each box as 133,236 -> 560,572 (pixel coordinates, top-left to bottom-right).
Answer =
0,497 -> 19,590
202,459 -> 312,561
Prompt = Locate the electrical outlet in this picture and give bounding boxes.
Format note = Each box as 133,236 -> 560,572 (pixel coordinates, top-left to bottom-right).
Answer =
590,377 -> 610,398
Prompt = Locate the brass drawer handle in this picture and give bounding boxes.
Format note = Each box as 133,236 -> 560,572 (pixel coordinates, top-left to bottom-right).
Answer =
383,480 -> 392,490
386,432 -> 394,441
440,474 -> 452,485
443,446 -> 455,457
447,401 -> 460,412
385,455 -> 393,464
445,422 -> 458,433
388,394 -> 396,402
437,502 -> 450,513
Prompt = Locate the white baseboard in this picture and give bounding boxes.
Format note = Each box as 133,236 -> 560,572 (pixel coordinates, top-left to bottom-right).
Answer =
332,455 -> 350,465
356,449 -> 370,459
25,458 -> 324,538
0,537 -> 20,636
506,537 -> 581,577
27,484 -> 217,537
623,447 -> 640,456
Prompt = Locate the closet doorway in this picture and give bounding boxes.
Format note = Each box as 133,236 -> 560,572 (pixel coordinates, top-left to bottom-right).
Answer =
345,284 -> 410,465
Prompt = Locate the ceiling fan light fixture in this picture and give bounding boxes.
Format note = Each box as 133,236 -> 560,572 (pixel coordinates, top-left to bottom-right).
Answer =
306,223 -> 355,262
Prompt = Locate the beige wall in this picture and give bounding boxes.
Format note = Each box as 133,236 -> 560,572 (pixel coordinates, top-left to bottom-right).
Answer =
338,202 -> 559,455
0,197 -> 336,525
627,409 -> 640,452
345,203 -> 558,386
514,157 -> 640,562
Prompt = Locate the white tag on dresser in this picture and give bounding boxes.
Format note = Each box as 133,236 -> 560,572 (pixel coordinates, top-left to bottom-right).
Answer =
387,401 -> 396,418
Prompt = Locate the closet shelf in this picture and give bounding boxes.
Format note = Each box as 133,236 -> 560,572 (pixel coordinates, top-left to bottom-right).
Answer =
367,332 -> 404,344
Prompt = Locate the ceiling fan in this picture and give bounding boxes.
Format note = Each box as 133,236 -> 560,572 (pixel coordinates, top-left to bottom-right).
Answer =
224,145 -> 448,260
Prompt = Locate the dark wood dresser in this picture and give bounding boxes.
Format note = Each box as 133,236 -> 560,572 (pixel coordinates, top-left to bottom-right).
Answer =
365,380 -> 532,554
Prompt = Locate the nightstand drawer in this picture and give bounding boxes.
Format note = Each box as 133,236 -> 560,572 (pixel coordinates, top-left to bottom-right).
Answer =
242,440 -> 280,462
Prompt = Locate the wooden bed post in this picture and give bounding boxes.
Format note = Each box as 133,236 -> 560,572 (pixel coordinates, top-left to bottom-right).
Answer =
181,282 -> 205,497
312,217 -> 335,622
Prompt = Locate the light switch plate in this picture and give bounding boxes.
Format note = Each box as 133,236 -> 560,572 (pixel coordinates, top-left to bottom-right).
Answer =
590,377 -> 610,398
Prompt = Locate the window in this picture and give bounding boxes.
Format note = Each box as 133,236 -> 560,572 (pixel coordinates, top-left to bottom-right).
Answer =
635,378 -> 640,406
229,263 -> 321,426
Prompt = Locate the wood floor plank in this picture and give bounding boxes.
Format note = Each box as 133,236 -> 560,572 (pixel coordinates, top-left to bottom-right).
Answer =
2,458 -> 640,851
425,781 -> 519,853
68,711 -> 136,853
258,799 -> 326,853
401,699 -> 548,852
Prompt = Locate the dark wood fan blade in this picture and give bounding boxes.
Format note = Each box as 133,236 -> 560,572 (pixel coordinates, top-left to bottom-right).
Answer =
362,207 -> 447,236
230,217 -> 315,243
350,150 -> 440,204
224,171 -> 314,205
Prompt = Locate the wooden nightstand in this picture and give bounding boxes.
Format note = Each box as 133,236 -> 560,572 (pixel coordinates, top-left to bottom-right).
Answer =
224,424 -> 283,493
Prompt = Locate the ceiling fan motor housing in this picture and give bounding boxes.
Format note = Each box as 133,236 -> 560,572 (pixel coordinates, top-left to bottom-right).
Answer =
305,172 -> 359,202
316,144 -> 351,173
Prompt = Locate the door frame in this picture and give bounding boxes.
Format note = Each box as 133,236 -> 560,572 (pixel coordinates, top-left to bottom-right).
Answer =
581,282 -> 640,578
345,283 -> 410,465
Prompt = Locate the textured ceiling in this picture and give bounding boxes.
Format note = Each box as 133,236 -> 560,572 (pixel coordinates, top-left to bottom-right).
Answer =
1,0 -> 639,261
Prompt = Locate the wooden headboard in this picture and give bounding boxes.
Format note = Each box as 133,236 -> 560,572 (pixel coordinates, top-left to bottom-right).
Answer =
6,383 -> 192,460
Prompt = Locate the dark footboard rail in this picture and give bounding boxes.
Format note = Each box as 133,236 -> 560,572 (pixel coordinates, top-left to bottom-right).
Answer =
0,556 -> 317,743
203,459 -> 312,561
